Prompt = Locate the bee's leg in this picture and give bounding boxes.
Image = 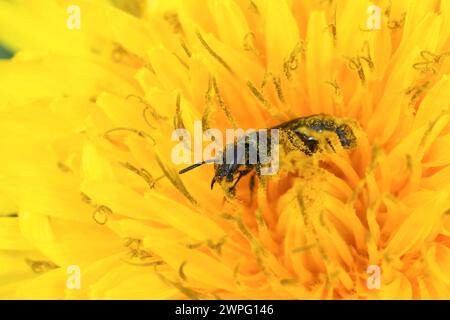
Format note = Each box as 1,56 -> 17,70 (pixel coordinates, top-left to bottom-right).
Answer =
256,162 -> 262,177
325,137 -> 336,153
249,173 -> 256,206
228,172 -> 245,196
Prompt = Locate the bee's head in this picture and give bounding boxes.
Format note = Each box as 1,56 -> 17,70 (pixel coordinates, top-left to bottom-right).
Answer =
209,161 -> 240,190
335,123 -> 357,149
179,161 -> 240,192
179,142 -> 251,192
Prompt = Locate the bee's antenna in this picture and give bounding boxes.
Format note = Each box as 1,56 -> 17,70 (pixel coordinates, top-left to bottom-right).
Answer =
178,159 -> 216,174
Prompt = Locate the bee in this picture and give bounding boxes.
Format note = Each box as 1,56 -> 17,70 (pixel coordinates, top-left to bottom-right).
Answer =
179,114 -> 357,196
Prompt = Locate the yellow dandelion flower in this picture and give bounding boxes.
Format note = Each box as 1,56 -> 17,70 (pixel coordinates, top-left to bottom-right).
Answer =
1,0 -> 450,300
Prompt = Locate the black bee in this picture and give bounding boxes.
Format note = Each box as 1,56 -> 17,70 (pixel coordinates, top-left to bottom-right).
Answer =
179,114 -> 357,195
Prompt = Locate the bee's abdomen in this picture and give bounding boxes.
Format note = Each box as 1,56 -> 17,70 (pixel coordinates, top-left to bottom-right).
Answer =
276,114 -> 357,149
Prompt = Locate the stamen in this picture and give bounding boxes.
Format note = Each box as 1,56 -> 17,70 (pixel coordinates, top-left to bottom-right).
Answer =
388,13 -> 406,29
143,61 -> 156,74
111,0 -> 146,17
319,0 -> 335,6
221,213 -> 253,241
326,270 -> 341,286
271,74 -> 286,104
202,104 -> 213,131
25,259 -> 58,274
202,76 -> 215,131
413,50 -> 450,74
180,40 -> 192,58
210,291 -> 223,300
325,8 -> 337,42
247,80 -> 276,114
83,192 -> 115,225
253,245 -> 269,275
296,188 -> 309,226
280,278 -> 299,286
178,261 -> 188,281
0,213 -> 18,218
142,108 -> 157,129
243,32 -> 259,55
173,52 -> 189,69
221,213 -> 269,275
361,41 -> 375,70
254,209 -> 266,227
196,31 -> 234,75
123,238 -> 153,261
163,11 -> 184,34
121,259 -> 164,267
233,263 -> 242,285
173,93 -> 185,130
104,127 -> 156,146
186,241 -> 203,249
156,155 -> 197,205
155,272 -> 204,300
80,192 -> 93,205
346,57 -> 367,84
283,42 -> 306,80
292,243 -> 317,253
247,80 -> 270,107
249,0 -> 260,15
404,81 -> 430,107
345,42 -> 375,85
317,240 -> 330,262
347,145 -> 383,204
127,94 -> 168,123
324,79 -> 342,97
92,205 -> 113,225
120,162 -> 158,190
384,0 -> 392,17
121,238 -> 164,266
384,0 -> 406,29
111,42 -> 145,67
405,154 -> 413,174
206,236 -> 228,255
111,43 -> 128,64
366,144 -> 383,173
212,77 -> 237,128
419,109 -> 450,152
319,210 -> 329,230
57,161 -> 72,173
